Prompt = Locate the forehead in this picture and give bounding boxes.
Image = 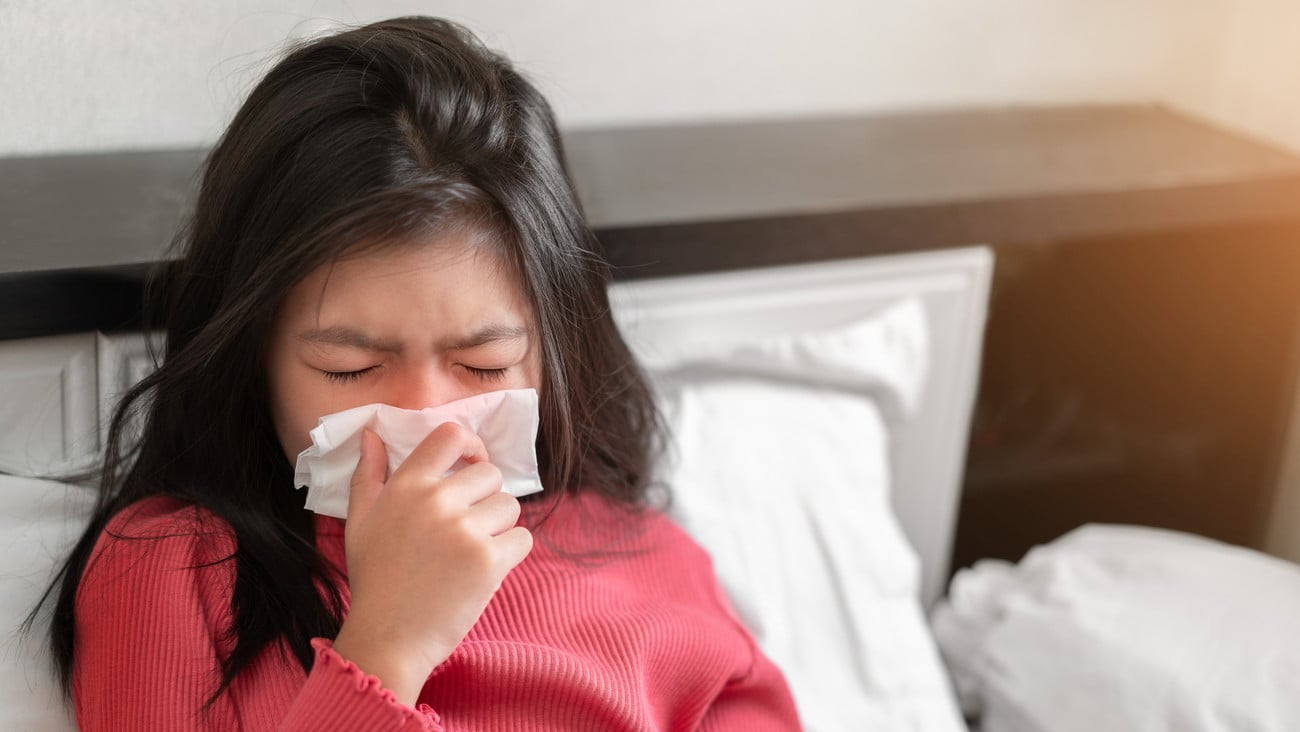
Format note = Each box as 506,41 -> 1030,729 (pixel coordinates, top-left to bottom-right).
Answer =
280,231 -> 533,330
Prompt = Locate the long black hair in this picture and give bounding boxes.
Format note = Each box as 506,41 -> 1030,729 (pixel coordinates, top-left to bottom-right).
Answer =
40,16 -> 663,703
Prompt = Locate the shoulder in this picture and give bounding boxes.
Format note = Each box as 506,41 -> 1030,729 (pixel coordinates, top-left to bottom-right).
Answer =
538,491 -> 724,586
100,495 -> 236,555
73,497 -> 244,713
531,491 -> 702,550
82,495 -> 238,592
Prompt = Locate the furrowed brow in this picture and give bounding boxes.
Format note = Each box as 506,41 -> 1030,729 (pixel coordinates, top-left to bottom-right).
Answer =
442,324 -> 532,351
298,327 -> 404,354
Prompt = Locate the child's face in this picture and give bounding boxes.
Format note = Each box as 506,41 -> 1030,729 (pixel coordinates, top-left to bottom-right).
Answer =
265,232 -> 543,464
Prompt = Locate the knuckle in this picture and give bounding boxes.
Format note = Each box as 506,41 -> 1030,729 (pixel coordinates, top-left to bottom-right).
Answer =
431,421 -> 465,440
427,488 -> 459,518
445,422 -> 487,454
456,461 -> 502,488
478,461 -> 503,485
501,494 -> 522,520
436,422 -> 479,453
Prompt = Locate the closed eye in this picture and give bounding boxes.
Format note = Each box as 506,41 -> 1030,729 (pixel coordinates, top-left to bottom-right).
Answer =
464,366 -> 509,382
321,366 -> 379,384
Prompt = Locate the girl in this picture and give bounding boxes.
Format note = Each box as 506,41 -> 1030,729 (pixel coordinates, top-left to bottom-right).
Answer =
45,16 -> 801,731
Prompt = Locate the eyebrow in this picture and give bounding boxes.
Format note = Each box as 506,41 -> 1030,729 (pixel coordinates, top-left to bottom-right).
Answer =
439,324 -> 532,351
297,324 -> 531,354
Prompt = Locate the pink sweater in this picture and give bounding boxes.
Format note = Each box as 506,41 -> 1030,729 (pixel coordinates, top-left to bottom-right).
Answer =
73,491 -> 801,730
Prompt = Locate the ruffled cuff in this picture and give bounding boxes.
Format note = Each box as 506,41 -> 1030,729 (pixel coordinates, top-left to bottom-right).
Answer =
278,638 -> 442,731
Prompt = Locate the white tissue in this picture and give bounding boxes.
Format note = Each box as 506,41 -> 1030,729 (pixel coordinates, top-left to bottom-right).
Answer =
294,388 -> 544,518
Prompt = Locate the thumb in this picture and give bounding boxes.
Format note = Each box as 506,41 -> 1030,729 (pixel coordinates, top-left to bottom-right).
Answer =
348,428 -> 388,524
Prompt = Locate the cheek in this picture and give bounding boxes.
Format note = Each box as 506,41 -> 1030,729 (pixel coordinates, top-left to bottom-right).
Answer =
271,394 -> 314,461
269,361 -> 390,461
266,350 -> 323,463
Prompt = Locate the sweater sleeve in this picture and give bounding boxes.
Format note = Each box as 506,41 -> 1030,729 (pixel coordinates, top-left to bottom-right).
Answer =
72,504 -> 440,732
277,640 -> 442,731
698,644 -> 804,731
696,556 -> 804,730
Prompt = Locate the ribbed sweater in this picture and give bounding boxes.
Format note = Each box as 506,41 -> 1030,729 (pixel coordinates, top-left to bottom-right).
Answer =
72,491 -> 801,730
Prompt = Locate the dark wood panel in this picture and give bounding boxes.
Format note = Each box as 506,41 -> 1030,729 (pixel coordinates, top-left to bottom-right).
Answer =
0,264 -> 156,340
952,219 -> 1300,569
564,105 -> 1300,229
0,148 -> 203,275
596,176 -> 1300,280
5,105 -> 1300,341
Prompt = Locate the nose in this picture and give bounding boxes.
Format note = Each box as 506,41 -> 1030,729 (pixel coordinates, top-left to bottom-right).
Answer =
384,365 -> 462,411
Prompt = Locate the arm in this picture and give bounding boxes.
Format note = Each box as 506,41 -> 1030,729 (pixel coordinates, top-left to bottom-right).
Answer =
697,564 -> 803,730
72,516 -> 440,731
698,645 -> 804,731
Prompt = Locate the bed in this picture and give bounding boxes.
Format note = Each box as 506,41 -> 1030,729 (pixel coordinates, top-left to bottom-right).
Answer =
4,113 -> 1300,731
0,244 -> 989,731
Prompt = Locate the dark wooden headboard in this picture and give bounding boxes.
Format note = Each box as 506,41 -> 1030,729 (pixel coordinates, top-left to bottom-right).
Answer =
6,104 -> 1300,342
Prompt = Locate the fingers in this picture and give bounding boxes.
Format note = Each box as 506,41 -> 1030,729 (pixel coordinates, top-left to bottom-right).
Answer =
396,422 -> 489,485
464,491 -> 522,537
494,526 -> 534,571
441,460 -> 507,507
388,423 -> 504,507
358,422 -> 504,524
348,429 -> 388,524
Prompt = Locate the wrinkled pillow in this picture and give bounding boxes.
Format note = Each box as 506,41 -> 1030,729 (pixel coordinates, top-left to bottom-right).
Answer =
933,524 -> 1300,732
649,299 -> 966,732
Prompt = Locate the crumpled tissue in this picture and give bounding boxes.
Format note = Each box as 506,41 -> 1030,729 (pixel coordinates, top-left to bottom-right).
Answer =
294,388 -> 543,518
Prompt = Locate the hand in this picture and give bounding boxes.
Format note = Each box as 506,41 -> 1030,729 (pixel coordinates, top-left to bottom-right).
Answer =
331,423 -> 533,705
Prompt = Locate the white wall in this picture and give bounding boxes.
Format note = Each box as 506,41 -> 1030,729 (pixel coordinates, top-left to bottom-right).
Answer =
1168,0 -> 1300,156
1,0 -> 1232,156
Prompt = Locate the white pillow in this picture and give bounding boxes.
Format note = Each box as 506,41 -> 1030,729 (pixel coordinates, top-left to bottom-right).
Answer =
932,524 -> 1300,732
0,474 -> 94,732
650,300 -> 966,732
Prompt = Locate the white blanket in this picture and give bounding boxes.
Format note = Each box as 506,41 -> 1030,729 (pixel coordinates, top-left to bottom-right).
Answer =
933,524 -> 1300,732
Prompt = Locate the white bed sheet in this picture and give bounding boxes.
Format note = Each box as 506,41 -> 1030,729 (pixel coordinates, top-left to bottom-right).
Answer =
0,474 -> 92,732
